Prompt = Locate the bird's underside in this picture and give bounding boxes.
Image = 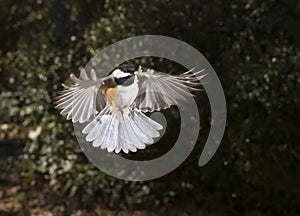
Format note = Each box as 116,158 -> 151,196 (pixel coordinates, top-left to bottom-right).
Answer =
54,66 -> 206,153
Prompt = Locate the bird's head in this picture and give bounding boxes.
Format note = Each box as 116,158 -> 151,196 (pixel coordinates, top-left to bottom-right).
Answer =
100,65 -> 137,90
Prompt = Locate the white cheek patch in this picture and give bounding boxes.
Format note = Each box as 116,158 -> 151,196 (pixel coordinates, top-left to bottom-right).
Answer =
113,69 -> 132,78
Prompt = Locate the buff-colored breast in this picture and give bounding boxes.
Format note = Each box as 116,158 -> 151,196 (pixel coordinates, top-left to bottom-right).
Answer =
105,87 -> 118,105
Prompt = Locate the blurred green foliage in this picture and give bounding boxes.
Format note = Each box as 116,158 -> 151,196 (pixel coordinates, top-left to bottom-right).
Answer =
0,0 -> 299,214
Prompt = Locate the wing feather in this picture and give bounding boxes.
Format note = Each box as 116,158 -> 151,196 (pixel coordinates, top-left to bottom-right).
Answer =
54,68 -> 105,123
135,68 -> 205,112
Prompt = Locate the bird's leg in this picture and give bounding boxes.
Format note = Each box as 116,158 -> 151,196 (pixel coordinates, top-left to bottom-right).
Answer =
129,102 -> 136,111
117,105 -> 124,115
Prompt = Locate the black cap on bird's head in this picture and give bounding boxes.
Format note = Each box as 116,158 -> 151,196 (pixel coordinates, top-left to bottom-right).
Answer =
108,63 -> 138,76
117,63 -> 138,74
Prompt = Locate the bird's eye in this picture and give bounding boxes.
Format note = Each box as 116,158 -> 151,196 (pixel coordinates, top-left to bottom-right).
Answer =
115,75 -> 134,86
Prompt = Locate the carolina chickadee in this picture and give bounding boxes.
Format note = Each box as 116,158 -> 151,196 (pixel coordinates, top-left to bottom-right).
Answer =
55,65 -> 205,153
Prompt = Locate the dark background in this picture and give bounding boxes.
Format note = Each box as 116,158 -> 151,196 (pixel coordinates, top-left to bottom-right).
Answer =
0,0 -> 299,215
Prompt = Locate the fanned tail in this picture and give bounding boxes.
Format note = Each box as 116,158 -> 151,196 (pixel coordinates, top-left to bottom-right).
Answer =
82,107 -> 163,153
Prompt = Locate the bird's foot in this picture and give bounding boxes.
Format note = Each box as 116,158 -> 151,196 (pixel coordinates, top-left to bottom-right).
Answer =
129,102 -> 137,111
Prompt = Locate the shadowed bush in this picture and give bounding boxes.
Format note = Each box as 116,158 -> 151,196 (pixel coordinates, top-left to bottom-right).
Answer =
0,0 -> 299,214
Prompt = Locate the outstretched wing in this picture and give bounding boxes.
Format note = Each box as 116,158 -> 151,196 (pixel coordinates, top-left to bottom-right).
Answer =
54,68 -> 106,123
135,68 -> 206,112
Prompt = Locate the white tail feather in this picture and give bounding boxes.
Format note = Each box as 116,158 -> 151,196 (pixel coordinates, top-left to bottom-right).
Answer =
82,108 -> 163,153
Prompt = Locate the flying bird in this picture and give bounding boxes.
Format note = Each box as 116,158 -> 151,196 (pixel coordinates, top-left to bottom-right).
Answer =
54,65 -> 205,153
